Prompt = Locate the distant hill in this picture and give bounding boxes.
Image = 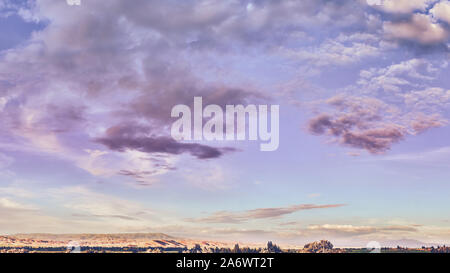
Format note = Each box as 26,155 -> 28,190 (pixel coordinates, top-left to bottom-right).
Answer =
0,233 -> 240,249
381,239 -> 438,248
10,233 -> 174,241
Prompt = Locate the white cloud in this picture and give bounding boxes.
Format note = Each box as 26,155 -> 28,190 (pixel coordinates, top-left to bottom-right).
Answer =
357,58 -> 439,94
383,13 -> 448,45
281,33 -> 382,68
376,0 -> 433,14
431,1 -> 450,24
0,197 -> 34,210
307,223 -> 418,236
403,87 -> 450,111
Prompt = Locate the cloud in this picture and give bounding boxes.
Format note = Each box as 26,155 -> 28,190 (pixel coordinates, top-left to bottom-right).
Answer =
0,0 -> 267,185
95,123 -> 237,159
307,94 -> 447,154
383,13 -> 449,45
350,58 -> 440,96
307,224 -> 418,236
364,1 -> 450,50
281,32 -> 382,68
117,170 -> 160,186
403,87 -> 450,111
1,0 -> 446,174
48,186 -> 157,224
0,185 -> 168,234
308,95 -> 404,154
306,56 -> 450,155
431,1 -> 450,24
409,113 -> 446,134
373,0 -> 432,14
340,125 -> 405,153
71,213 -> 139,221
188,204 -> 345,224
0,197 -> 35,210
0,196 -> 62,234
378,146 -> 450,167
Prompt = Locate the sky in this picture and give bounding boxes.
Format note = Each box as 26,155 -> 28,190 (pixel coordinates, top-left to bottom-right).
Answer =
0,0 -> 449,247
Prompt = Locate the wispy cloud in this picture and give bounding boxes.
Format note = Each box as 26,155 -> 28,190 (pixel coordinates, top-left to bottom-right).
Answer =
188,204 -> 346,224
307,224 -> 418,236
378,146 -> 450,166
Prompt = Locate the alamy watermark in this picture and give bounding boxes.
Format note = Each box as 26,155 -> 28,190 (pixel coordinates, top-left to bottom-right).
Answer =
171,97 -> 279,151
366,241 -> 381,253
67,241 -> 81,253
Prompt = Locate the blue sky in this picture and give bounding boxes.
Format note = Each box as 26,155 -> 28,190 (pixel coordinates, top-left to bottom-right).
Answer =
0,0 -> 449,247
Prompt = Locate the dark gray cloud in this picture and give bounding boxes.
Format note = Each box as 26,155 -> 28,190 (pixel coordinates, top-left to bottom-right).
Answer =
127,72 -> 267,124
96,123 -> 237,159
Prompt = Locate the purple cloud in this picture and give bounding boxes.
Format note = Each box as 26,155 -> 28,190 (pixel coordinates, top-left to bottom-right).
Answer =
96,123 -> 237,159
307,95 -> 446,154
